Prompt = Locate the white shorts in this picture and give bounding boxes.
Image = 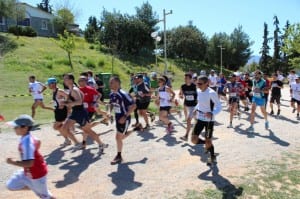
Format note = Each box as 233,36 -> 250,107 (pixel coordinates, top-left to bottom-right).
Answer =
6,170 -> 52,199
185,106 -> 196,119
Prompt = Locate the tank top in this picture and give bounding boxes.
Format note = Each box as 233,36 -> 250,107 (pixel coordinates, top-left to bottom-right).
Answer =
69,89 -> 84,110
158,86 -> 171,107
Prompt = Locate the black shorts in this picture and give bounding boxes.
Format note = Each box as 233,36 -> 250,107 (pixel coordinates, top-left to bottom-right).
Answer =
240,95 -> 246,100
160,106 -> 171,112
245,91 -> 252,102
192,120 -> 214,139
270,95 -> 281,104
291,98 -> 300,105
54,107 -> 68,122
229,97 -> 239,105
69,107 -> 89,127
136,100 -> 150,110
116,118 -> 131,134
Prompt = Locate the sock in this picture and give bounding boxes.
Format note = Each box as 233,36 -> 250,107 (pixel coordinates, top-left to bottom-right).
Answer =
117,152 -> 121,157
82,140 -> 86,145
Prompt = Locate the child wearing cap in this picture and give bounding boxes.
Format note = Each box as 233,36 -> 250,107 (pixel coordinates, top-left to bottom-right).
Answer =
6,114 -> 54,199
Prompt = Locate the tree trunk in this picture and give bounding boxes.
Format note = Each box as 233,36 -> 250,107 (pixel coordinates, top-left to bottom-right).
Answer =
68,52 -> 73,70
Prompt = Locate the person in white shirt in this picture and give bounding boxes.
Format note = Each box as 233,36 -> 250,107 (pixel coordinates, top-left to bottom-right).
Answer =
276,70 -> 284,82
287,70 -> 297,87
28,76 -> 54,118
208,70 -> 218,91
191,75 -> 222,165
290,77 -> 300,118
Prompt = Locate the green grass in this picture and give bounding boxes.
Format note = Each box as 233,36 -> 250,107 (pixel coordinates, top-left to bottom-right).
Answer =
182,149 -> 300,199
0,33 -> 187,123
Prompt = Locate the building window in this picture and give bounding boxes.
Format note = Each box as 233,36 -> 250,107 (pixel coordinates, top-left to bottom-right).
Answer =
0,16 -> 5,25
17,18 -> 30,26
41,20 -> 48,30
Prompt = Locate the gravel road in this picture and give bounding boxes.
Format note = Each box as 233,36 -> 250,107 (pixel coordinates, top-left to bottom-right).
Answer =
0,87 -> 299,199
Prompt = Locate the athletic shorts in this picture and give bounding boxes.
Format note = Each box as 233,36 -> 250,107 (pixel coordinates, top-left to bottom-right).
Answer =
54,107 -> 68,122
6,170 -> 52,199
69,107 -> 89,127
185,106 -> 196,119
218,90 -> 226,96
136,100 -> 150,110
229,97 -> 239,105
116,118 -> 130,134
192,120 -> 214,139
239,95 -> 246,100
34,99 -> 43,102
252,97 -> 265,107
87,112 -> 95,120
270,95 -> 281,104
160,106 -> 171,112
291,98 -> 300,105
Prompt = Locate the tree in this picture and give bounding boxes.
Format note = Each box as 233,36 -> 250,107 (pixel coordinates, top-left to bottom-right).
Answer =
54,30 -> 75,69
167,24 -> 208,61
259,22 -> 271,71
229,25 -> 252,71
282,23 -> 300,68
84,16 -> 100,43
37,0 -> 52,14
273,15 -> 281,60
53,8 -> 75,34
0,0 -> 15,17
281,20 -> 293,73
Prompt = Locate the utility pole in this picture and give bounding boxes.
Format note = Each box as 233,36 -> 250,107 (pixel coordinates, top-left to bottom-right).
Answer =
218,45 -> 225,73
163,9 -> 172,75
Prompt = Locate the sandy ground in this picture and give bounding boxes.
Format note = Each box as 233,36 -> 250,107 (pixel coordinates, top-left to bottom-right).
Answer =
0,87 -> 299,199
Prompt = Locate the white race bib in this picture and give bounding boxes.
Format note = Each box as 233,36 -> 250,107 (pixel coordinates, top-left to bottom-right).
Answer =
83,102 -> 88,109
186,95 -> 194,101
114,105 -> 121,113
254,92 -> 261,98
229,93 -> 237,97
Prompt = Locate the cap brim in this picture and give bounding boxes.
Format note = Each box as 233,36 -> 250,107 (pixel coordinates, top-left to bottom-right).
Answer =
5,121 -> 18,127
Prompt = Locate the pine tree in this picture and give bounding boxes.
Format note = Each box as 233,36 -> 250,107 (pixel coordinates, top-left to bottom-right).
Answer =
259,22 -> 271,71
37,0 -> 52,14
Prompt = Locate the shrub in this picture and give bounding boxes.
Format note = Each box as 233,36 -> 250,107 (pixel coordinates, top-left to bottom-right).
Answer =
89,45 -> 95,50
8,26 -> 37,37
98,59 -> 105,67
86,59 -> 96,68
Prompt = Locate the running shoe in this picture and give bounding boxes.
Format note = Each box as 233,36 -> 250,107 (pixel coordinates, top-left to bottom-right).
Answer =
98,143 -> 109,154
227,123 -> 233,128
265,121 -> 269,130
150,113 -> 155,122
247,126 -> 254,132
61,139 -> 72,147
277,109 -> 280,116
143,124 -> 150,131
111,155 -> 123,165
270,110 -> 274,115
180,136 -> 188,141
72,143 -> 83,150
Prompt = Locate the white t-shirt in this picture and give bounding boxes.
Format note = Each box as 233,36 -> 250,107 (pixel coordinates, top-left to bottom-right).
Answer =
291,83 -> 300,100
278,74 -> 284,81
28,81 -> 44,100
208,75 -> 218,87
288,74 -> 298,86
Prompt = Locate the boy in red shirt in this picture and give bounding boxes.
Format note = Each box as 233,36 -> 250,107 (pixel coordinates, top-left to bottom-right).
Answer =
6,114 -> 55,199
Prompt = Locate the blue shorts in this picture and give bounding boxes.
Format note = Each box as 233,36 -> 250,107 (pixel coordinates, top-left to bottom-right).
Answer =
252,97 -> 265,107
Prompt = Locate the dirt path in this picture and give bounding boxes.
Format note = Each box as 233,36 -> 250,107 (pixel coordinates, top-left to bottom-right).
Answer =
0,87 -> 299,198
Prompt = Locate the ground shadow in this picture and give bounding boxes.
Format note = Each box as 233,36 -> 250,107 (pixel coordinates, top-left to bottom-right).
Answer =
234,124 -> 290,146
108,157 -> 147,196
54,149 -> 100,188
199,165 -> 243,199
156,133 -> 182,147
269,114 -> 299,124
44,146 -> 71,165
181,142 -> 207,163
136,129 -> 158,142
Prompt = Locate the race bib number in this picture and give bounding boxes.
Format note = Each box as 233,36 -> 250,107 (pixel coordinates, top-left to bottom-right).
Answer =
186,95 -> 194,101
83,102 -> 88,109
114,105 -> 121,113
254,92 -> 261,98
229,93 -> 237,97
272,83 -> 278,88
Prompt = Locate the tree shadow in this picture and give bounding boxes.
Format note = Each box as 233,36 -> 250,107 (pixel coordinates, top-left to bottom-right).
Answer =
0,35 -> 18,56
54,149 -> 100,188
198,165 -> 243,199
234,124 -> 290,147
108,157 -> 147,196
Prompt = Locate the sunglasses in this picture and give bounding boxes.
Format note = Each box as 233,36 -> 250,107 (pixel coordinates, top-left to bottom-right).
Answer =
14,125 -> 26,129
197,82 -> 204,85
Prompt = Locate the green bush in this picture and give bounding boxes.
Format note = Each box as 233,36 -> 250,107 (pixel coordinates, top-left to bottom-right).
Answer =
86,59 -> 96,68
8,26 -> 37,37
89,45 -> 95,50
98,59 -> 105,67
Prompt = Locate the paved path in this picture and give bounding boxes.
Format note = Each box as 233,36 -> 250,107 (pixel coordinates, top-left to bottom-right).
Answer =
0,87 -> 299,198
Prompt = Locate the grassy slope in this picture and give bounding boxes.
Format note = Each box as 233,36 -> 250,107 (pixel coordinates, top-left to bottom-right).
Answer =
0,33 -> 186,122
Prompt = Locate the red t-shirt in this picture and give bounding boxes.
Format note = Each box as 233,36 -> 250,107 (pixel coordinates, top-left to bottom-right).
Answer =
237,79 -> 246,96
80,86 -> 99,113
19,134 -> 47,179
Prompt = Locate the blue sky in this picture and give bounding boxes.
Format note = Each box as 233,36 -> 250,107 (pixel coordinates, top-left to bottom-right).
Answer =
25,0 -> 300,55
